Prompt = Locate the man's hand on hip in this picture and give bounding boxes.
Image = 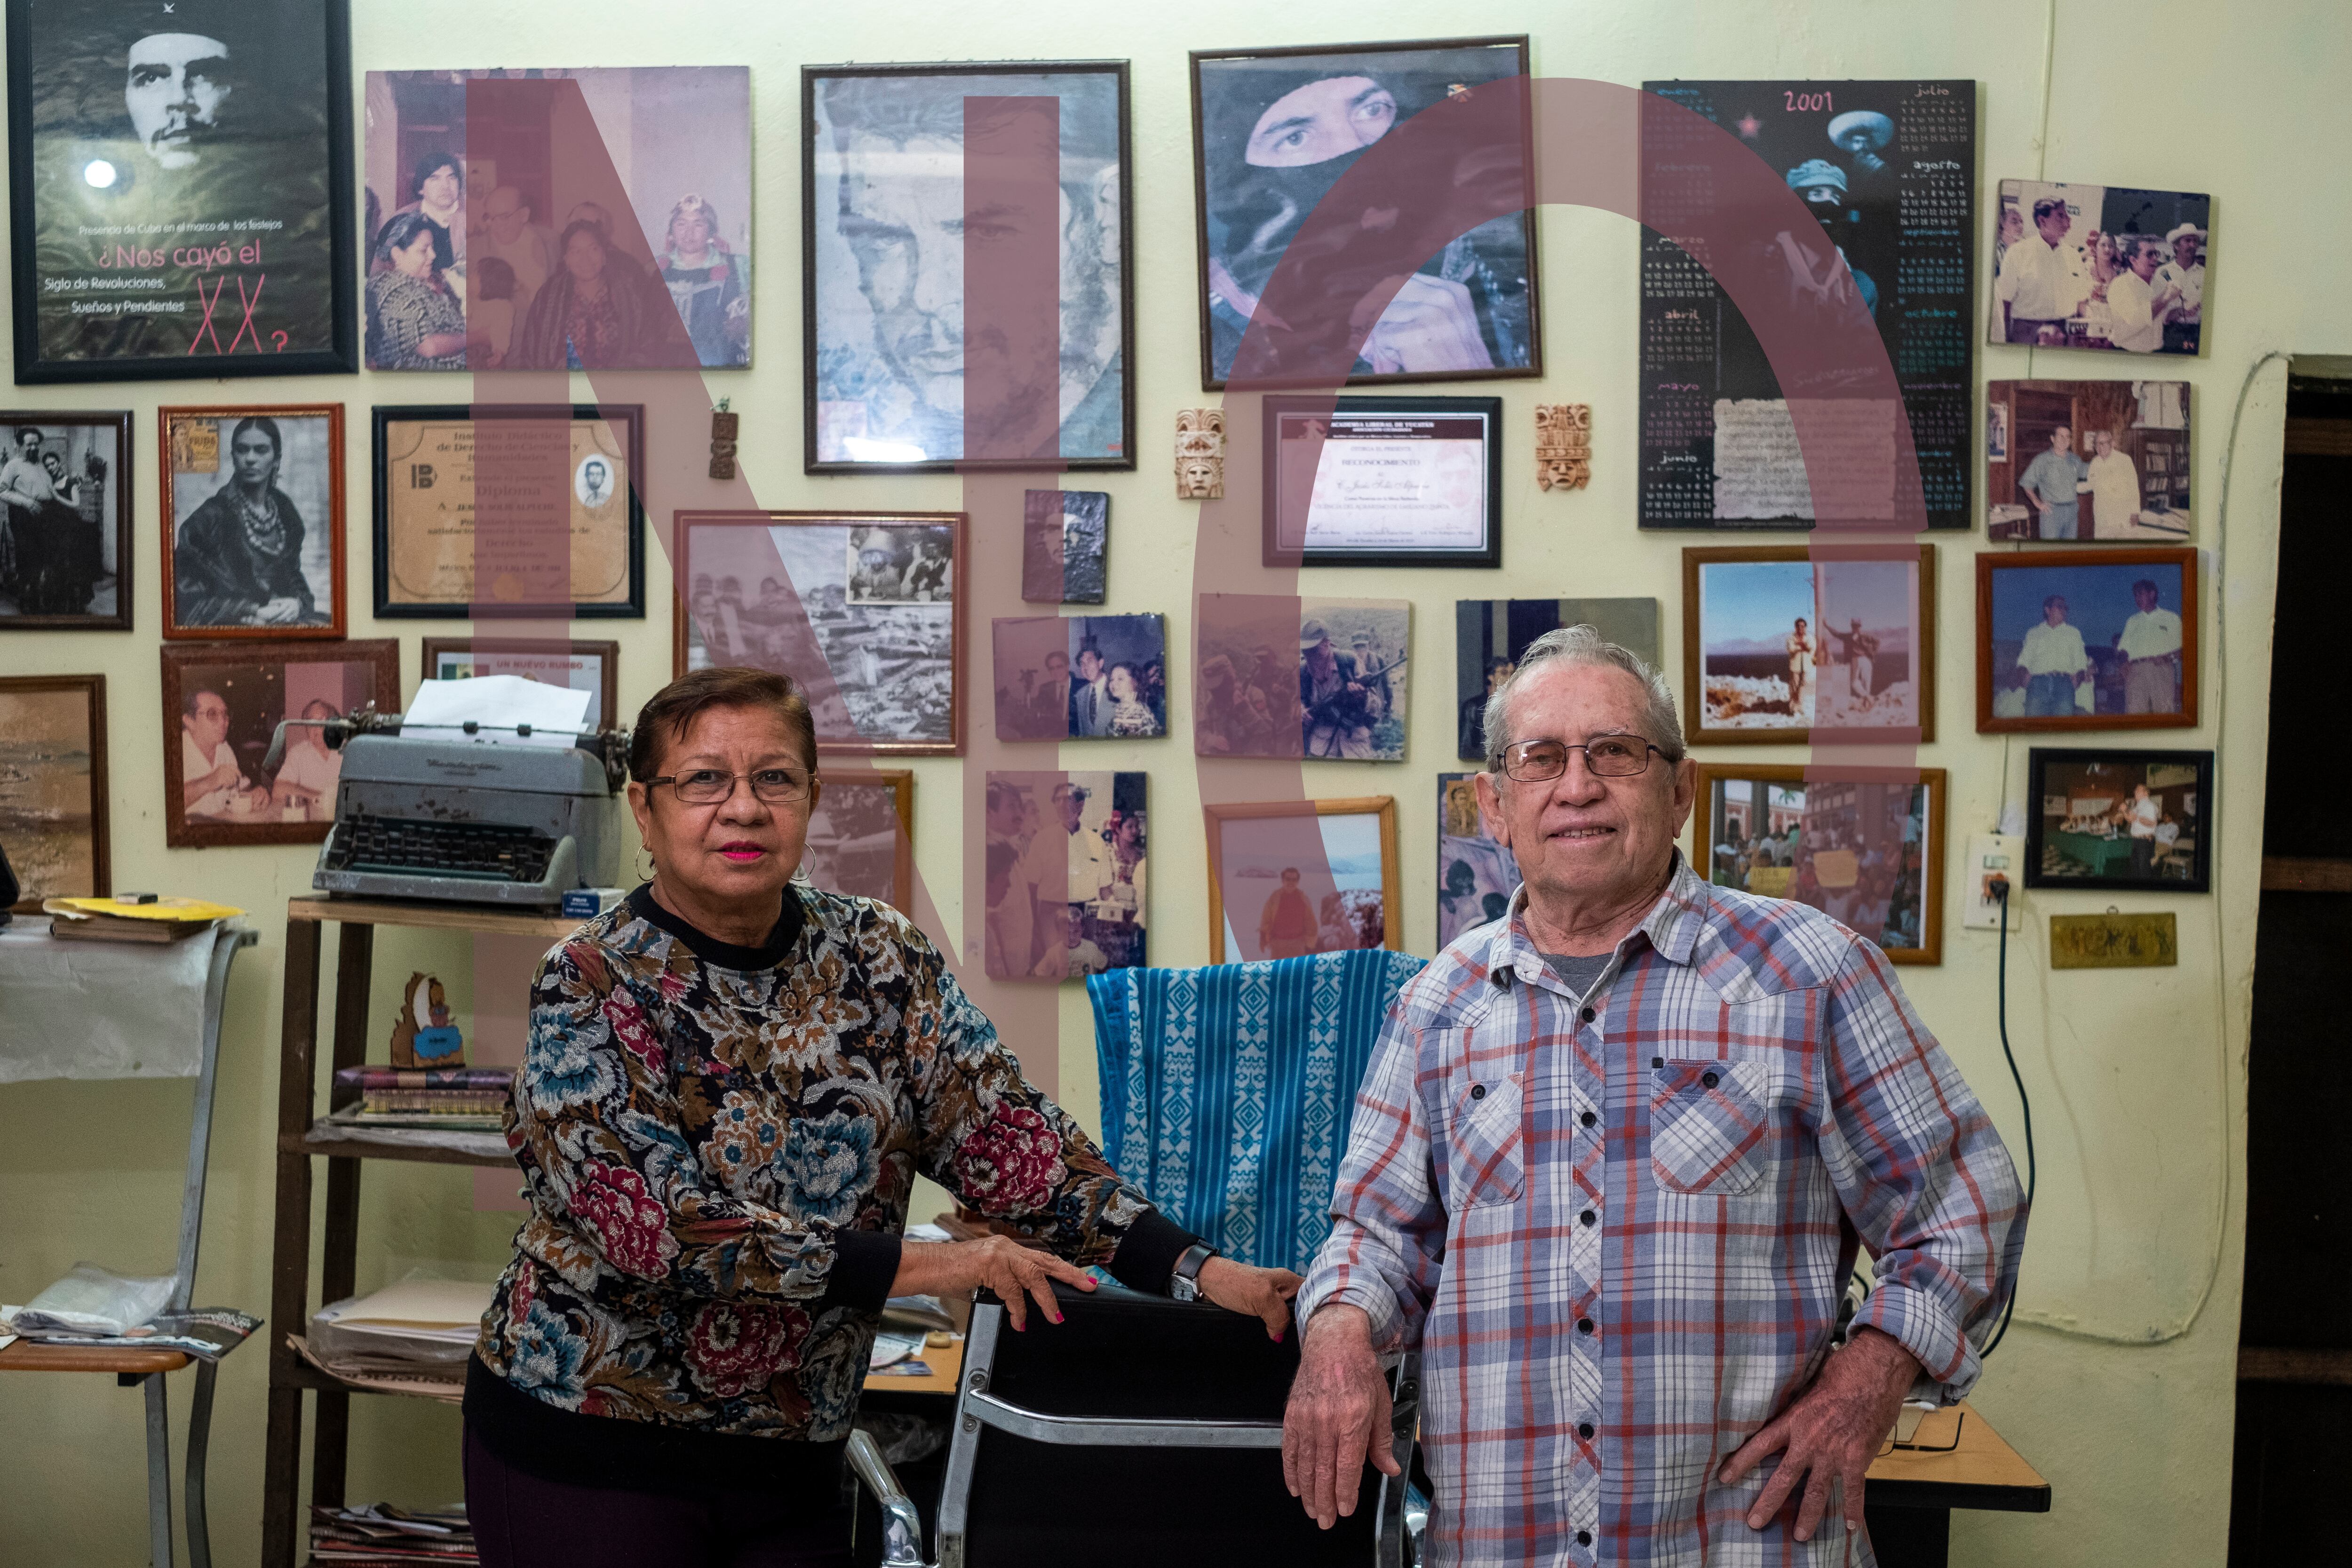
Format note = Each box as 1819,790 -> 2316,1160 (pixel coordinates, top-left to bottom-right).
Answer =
1717,1326 -> 1922,1543
1281,1304 -> 1402,1529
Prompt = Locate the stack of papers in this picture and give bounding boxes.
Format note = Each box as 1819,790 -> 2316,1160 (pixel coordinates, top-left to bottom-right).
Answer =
310,1504 -> 477,1566
294,1279 -> 493,1396
43,896 -> 241,944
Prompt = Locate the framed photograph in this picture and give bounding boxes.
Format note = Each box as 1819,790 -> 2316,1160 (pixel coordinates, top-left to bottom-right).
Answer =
800,767 -> 912,911
0,673 -> 107,907
5,0 -> 357,382
159,405 -> 343,640
159,638 -> 397,848
675,511 -> 963,756
1991,180 -> 2207,356
1683,545 -> 1937,744
1194,593 -> 1411,760
373,404 -> 644,620
364,67 -> 751,370
2026,748 -> 2211,892
1456,597 -> 1659,761
1022,489 -> 1107,604
983,771 -> 1146,981
1205,796 -> 1400,963
1977,547 -> 2196,732
419,637 -> 621,731
1190,37 -> 1539,389
1988,380 -> 2191,541
0,410 -> 131,629
1263,395 -> 1502,567
1438,772 -> 1518,949
1637,80 -> 1974,530
803,61 -> 1131,471
1694,763 -> 1946,963
992,613 -> 1167,742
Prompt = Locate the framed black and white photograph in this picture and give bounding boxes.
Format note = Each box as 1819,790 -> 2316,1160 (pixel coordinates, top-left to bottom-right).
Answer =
1263,395 -> 1502,567
159,637 -> 396,848
159,403 -> 342,641
1022,488 -> 1107,604
1191,37 -> 1539,389
803,61 -> 1132,472
0,410 -> 130,629
419,637 -> 621,731
6,0 -> 357,382
1991,180 -> 2207,356
993,613 -> 1167,742
1455,597 -> 1659,760
2026,748 -> 2211,892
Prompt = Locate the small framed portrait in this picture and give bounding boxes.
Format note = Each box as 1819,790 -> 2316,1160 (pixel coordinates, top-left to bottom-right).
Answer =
1194,593 -> 1411,761
0,673 -> 108,907
1437,772 -> 1518,950
675,511 -> 964,756
1693,763 -> 1947,963
1991,179 -> 2208,356
1977,547 -> 2197,732
2026,748 -> 2211,892
0,411 -> 132,629
1205,796 -> 1400,964
1455,597 -> 1659,761
803,61 -> 1132,471
159,405 -> 344,641
1263,395 -> 1502,567
5,0 -> 358,383
1022,489 -> 1107,604
159,638 -> 397,848
373,404 -> 644,620
1988,380 -> 2191,541
993,613 -> 1167,742
1190,37 -> 1540,389
418,637 -> 621,731
799,767 -> 912,911
983,771 -> 1147,981
1683,545 -> 1937,745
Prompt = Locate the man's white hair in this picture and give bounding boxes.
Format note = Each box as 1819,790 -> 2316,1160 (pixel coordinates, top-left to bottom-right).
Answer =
1481,625 -> 1685,772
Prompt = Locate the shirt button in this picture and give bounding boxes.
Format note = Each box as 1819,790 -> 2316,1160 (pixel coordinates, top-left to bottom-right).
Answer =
1580,1006 -> 1596,1023
1580,1111 -> 1596,1128
1580,1209 -> 1596,1226
1577,1317 -> 1595,1334
1701,1070 -> 1719,1089
1578,1422 -> 1595,1439
1470,1084 -> 1486,1100
1651,1056 -> 1665,1069
1577,1530 -> 1593,1547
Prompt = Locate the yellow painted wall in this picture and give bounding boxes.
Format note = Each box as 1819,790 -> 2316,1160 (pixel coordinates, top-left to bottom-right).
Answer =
3,0 -> 2345,1560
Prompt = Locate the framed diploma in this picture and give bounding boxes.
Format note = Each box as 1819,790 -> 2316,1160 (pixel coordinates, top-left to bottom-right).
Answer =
1263,395 -> 1502,567
371,404 -> 644,620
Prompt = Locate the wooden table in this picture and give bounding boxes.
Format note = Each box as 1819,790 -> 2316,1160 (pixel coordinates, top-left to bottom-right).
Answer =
1863,1402 -> 2050,1567
864,1335 -> 965,1398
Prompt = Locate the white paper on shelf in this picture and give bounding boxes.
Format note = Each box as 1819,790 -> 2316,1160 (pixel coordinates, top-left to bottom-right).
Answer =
318,1278 -> 496,1337
402,676 -> 594,748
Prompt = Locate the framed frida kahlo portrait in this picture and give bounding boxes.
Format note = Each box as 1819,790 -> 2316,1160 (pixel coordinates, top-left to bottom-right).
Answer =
159,403 -> 343,640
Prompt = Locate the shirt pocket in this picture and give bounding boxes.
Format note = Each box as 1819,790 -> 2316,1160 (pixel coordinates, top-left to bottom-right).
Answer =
1649,1058 -> 1770,1196
1446,1071 -> 1526,1208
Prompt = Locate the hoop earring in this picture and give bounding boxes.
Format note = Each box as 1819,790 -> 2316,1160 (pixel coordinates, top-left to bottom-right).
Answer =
635,846 -> 655,883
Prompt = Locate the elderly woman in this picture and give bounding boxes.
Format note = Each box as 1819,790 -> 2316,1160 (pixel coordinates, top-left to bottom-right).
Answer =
467,668 -> 1297,1566
513,220 -> 658,370
367,211 -> 480,371
172,416 -> 328,628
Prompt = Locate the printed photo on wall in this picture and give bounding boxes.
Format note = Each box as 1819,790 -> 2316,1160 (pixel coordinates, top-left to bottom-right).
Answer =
1021,489 -> 1107,604
0,674 -> 108,907
159,405 -> 343,640
1194,593 -> 1410,761
1987,380 -> 2190,541
993,614 -> 1167,742
798,768 -> 912,911
1205,796 -> 1399,963
984,771 -> 1146,981
1693,763 -> 1945,963
1990,180 -> 2207,355
419,637 -> 619,730
1977,547 -> 2196,732
1455,597 -> 1659,761
0,411 -> 132,629
159,639 -> 396,847
1437,773 -> 1518,949
1683,545 -> 1936,744
363,67 -> 750,369
2025,748 -> 2210,892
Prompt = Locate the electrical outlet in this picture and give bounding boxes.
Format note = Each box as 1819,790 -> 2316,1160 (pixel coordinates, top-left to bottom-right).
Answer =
1963,834 -> 2024,931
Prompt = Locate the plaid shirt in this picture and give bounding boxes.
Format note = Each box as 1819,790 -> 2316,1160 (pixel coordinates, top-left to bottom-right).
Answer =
1299,859 -> 2024,1567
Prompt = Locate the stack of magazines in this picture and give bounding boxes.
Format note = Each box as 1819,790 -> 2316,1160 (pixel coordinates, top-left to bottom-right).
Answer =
289,1278 -> 493,1402
326,1066 -> 512,1132
310,1504 -> 477,1566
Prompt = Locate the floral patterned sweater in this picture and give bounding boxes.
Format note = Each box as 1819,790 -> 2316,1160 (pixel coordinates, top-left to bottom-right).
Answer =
469,883 -> 1195,1490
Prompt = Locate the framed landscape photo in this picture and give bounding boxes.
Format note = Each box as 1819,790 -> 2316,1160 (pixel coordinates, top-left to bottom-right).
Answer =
419,637 -> 620,730
1205,796 -> 1400,963
1990,179 -> 2207,356
803,60 -> 1133,472
983,770 -> 1146,981
1455,597 -> 1659,761
992,613 -> 1167,742
1694,762 -> 1946,963
1437,772 -> 1518,949
373,404 -> 644,620
2026,748 -> 2211,892
1263,394 -> 1502,567
1977,547 -> 2196,733
1987,379 -> 2191,541
6,0 -> 358,382
0,673 -> 107,907
675,510 -> 963,756
159,638 -> 396,848
799,767 -> 912,911
159,404 -> 342,640
0,409 -> 131,629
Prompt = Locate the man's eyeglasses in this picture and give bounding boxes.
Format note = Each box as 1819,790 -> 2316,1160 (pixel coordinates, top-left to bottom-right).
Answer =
1498,737 -> 1666,782
644,767 -> 813,805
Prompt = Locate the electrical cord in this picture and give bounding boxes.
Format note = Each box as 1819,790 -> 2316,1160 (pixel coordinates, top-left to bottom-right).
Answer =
1981,879 -> 2034,1357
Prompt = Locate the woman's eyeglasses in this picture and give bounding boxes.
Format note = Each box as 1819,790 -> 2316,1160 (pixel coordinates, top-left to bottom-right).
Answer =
644,768 -> 813,805
1499,737 -> 1665,782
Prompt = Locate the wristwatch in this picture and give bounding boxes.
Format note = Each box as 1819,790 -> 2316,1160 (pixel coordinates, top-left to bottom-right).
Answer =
1168,1241 -> 1219,1302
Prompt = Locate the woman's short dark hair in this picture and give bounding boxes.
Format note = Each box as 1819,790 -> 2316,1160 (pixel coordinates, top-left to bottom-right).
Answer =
629,667 -> 818,782
557,219 -> 611,264
230,414 -> 282,463
373,209 -> 442,272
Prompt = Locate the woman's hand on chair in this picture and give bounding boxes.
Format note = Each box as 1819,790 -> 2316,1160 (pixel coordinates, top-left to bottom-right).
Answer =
894,1235 -> 1095,1332
1195,1257 -> 1302,1340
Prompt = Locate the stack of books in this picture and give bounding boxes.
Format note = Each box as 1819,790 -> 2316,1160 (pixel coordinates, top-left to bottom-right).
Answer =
42,895 -> 240,943
310,1504 -> 477,1566
326,1066 -> 511,1131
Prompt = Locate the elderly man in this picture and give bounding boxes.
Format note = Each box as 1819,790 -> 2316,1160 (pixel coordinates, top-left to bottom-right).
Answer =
2083,429 -> 2143,538
2104,237 -> 2179,355
1283,625 -> 2023,1565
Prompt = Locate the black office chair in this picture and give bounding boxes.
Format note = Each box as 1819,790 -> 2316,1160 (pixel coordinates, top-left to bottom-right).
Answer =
849,1280 -> 1421,1568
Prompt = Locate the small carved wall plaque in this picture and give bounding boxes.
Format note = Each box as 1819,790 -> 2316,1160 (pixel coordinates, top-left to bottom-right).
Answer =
1176,407 -> 1226,500
2049,912 -> 2178,969
1535,402 -> 1591,491
709,404 -> 739,480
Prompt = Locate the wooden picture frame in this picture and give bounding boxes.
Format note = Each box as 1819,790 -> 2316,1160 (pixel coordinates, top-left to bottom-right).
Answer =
2025,747 -> 2212,893
1977,546 -> 2198,733
673,510 -> 966,756
159,403 -> 346,641
0,410 -> 133,630
0,672 -> 108,908
159,638 -> 397,849
1692,762 -> 1947,964
803,767 -> 914,910
1682,544 -> 1938,746
1262,394 -> 1504,568
1204,795 -> 1401,963
419,637 -> 623,731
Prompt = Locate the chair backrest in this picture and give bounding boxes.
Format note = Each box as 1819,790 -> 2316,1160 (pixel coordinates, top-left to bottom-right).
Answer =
1088,950 -> 1425,1274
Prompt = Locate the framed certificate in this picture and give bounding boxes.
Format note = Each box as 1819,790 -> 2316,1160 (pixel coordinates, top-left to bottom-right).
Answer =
1263,395 -> 1502,567
371,404 -> 644,620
